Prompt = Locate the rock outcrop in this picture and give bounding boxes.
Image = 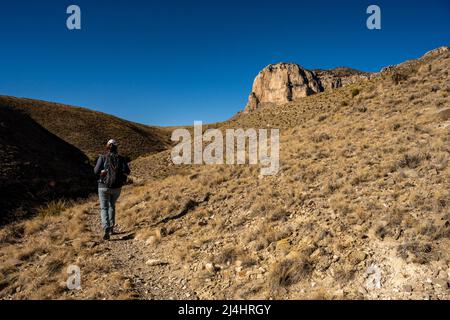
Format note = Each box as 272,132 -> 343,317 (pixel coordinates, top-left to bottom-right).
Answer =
313,67 -> 371,91
381,46 -> 449,75
244,63 -> 371,112
245,63 -> 322,112
420,46 -> 449,60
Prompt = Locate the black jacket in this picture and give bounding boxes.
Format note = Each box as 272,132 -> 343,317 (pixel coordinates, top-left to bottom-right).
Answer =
94,152 -> 131,188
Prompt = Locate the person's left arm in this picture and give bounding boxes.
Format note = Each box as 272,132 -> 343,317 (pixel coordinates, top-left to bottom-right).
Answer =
123,158 -> 131,175
94,155 -> 104,175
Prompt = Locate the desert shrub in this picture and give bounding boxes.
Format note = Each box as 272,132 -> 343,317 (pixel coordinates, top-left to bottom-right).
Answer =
16,246 -> 47,262
397,242 -> 439,264
431,84 -> 440,92
247,223 -> 292,252
391,72 -> 408,85
269,207 -> 290,222
45,258 -> 65,275
268,255 -> 313,289
0,224 -> 25,244
37,200 -> 68,218
351,88 -> 360,98
396,152 -> 430,169
317,115 -> 327,122
214,245 -> 241,265
333,263 -> 356,284
354,105 -> 367,113
311,132 -> 331,143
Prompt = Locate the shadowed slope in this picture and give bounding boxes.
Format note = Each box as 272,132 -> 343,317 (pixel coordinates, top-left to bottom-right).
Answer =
0,96 -> 171,162
0,105 -> 96,224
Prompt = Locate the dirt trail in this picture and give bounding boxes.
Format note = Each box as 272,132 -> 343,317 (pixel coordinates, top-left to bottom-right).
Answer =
83,203 -> 198,300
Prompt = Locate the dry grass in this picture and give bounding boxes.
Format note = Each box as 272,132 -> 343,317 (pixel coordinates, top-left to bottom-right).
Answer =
37,200 -> 69,218
268,253 -> 314,290
1,48 -> 450,300
0,95 -> 171,162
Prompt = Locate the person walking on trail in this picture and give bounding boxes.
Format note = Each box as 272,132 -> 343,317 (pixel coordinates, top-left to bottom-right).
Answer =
94,139 -> 131,240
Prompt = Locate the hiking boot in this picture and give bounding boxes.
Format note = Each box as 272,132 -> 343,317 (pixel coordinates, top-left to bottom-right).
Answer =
110,226 -> 115,235
103,229 -> 110,241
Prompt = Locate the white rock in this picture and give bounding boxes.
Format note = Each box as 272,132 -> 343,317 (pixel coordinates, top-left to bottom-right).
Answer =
205,263 -> 215,273
145,259 -> 167,266
145,236 -> 157,245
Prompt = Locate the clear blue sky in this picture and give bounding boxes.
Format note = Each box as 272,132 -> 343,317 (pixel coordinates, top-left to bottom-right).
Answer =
0,0 -> 449,126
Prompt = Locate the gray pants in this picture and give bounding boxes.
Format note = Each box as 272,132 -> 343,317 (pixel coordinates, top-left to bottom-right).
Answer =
98,187 -> 122,231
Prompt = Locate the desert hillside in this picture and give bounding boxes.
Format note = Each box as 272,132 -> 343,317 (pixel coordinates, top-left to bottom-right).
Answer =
0,96 -> 171,162
0,47 -> 449,300
0,96 -> 173,224
0,106 -> 96,225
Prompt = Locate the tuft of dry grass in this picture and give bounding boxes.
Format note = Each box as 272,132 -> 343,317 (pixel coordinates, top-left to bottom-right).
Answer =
268,254 -> 314,290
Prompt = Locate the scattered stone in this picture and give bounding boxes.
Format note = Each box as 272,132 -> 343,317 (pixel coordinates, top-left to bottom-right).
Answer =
145,259 -> 168,266
349,251 -> 367,265
37,254 -> 48,261
123,279 -> 132,289
358,287 -> 368,295
437,270 -> 448,279
403,284 -> 413,293
119,233 -> 135,241
432,278 -> 449,289
438,108 -> 450,121
205,263 -> 216,273
145,236 -> 157,246
334,289 -> 345,298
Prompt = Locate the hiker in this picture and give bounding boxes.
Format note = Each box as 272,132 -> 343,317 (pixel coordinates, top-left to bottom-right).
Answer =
94,139 -> 131,240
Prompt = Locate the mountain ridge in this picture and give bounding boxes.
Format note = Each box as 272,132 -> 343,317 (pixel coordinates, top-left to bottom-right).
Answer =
244,46 -> 449,113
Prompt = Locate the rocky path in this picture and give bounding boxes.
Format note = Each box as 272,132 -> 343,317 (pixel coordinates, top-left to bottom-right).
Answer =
84,203 -> 198,300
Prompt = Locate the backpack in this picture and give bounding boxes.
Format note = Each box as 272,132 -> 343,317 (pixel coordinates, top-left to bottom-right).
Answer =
103,153 -> 126,188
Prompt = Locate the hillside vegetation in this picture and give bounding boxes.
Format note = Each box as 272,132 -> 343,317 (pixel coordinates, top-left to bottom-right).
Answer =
0,96 -> 171,162
0,47 -> 449,300
0,96 -> 172,223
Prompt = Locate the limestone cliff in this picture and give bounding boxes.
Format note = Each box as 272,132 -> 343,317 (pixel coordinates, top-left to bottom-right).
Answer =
244,63 -> 371,112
